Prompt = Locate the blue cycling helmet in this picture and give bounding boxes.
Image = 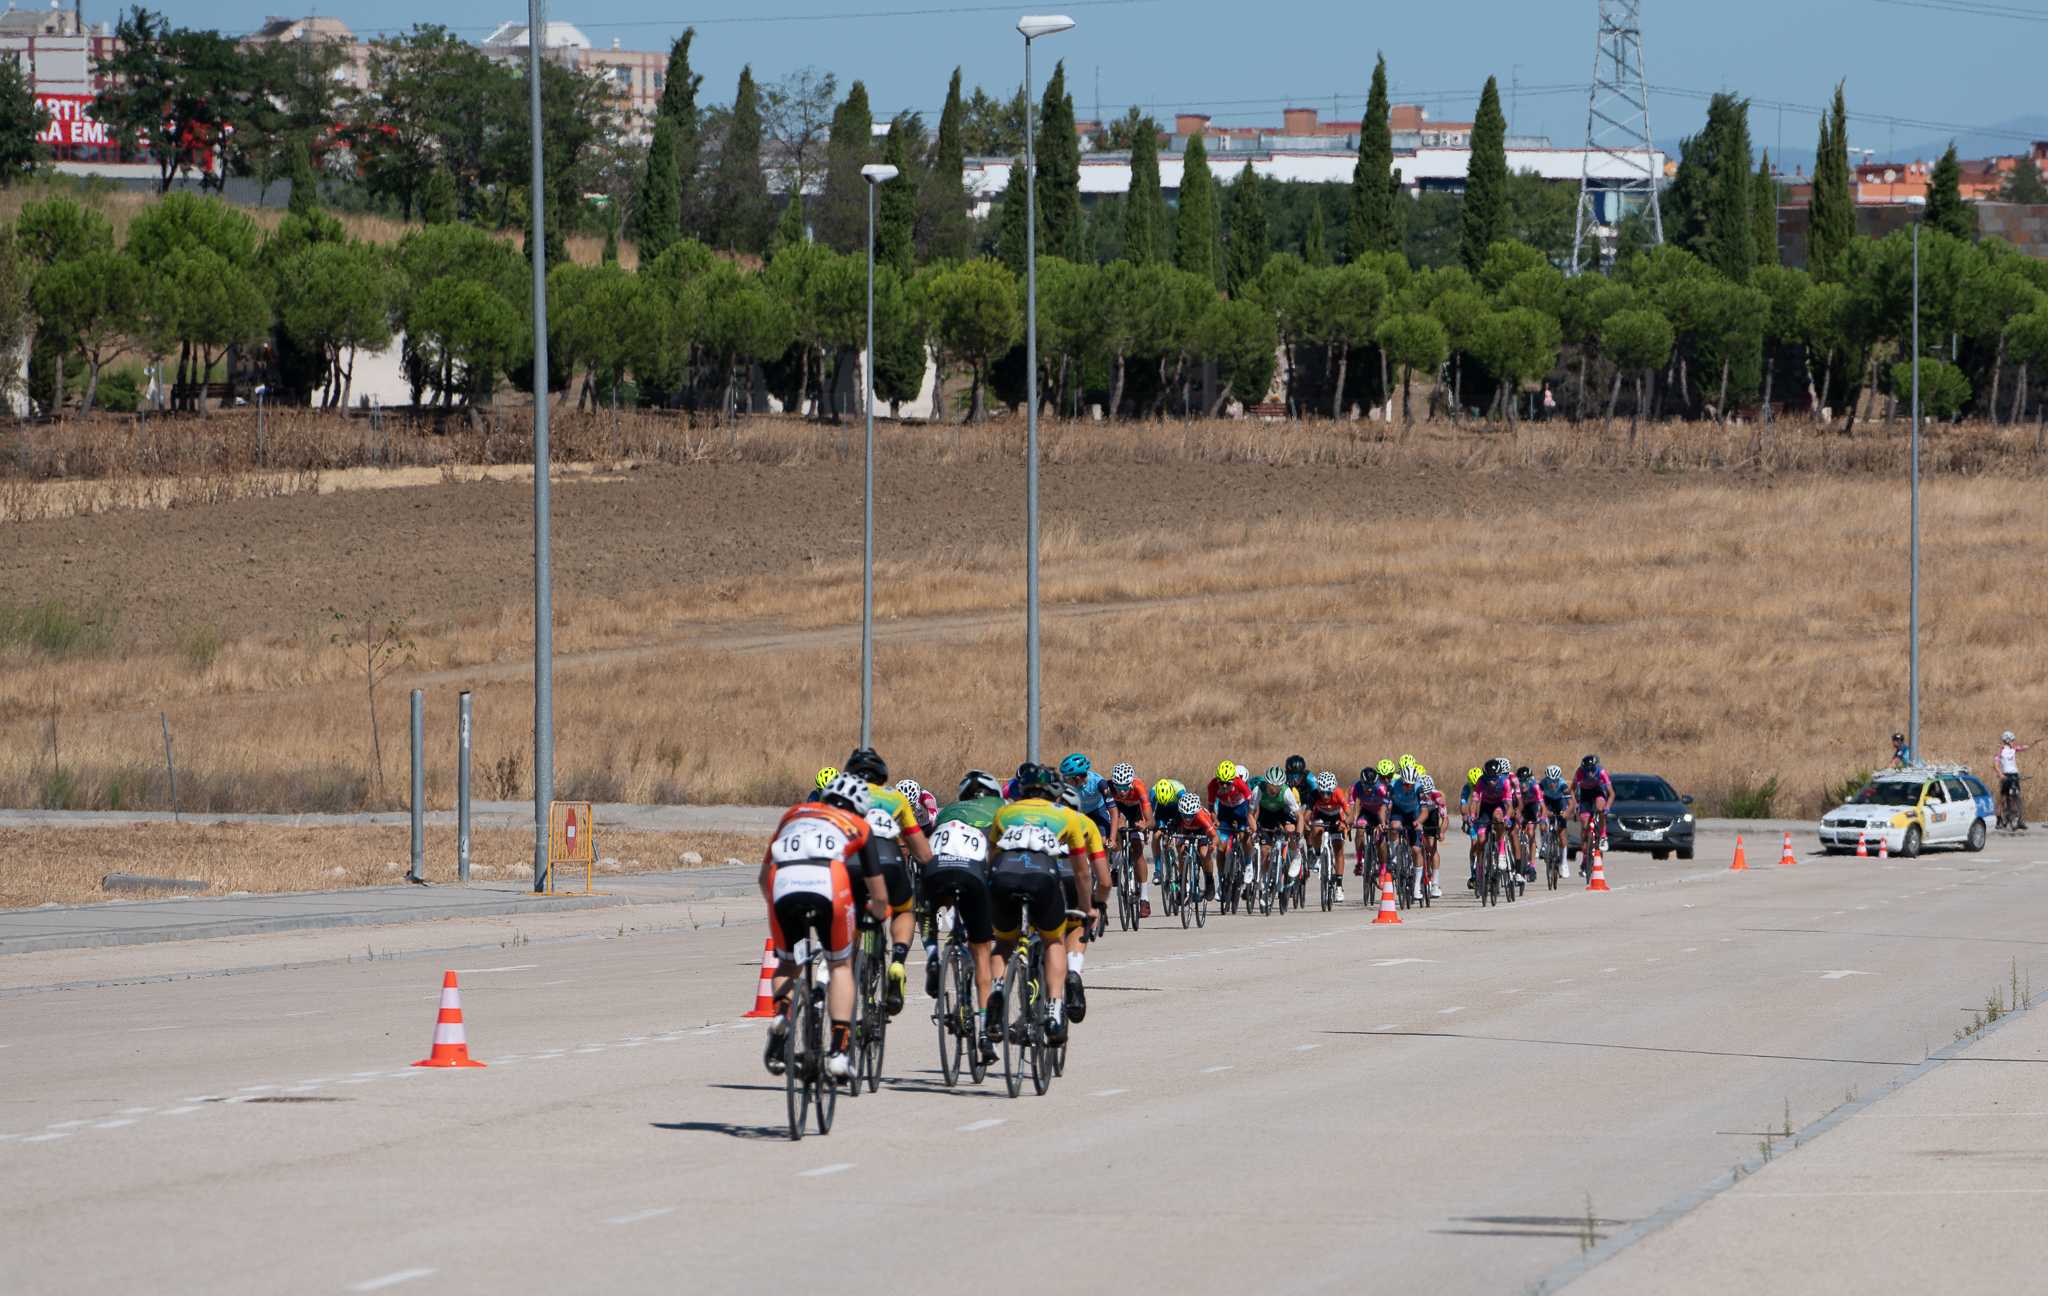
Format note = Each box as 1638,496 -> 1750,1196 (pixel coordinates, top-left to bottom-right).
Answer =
1059,753 -> 1091,779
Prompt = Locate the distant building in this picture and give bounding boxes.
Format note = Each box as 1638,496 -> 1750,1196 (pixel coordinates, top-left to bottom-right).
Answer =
478,21 -> 664,138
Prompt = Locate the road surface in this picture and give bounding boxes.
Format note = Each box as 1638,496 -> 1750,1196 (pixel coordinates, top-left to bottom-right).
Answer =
3,826 -> 2043,1294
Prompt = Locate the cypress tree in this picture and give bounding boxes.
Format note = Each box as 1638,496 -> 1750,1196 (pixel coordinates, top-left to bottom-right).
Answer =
1808,82 -> 1854,284
1303,196 -> 1329,265
877,116 -> 918,279
285,138 -> 318,217
1035,61 -> 1081,260
1460,77 -> 1508,272
419,163 -> 457,224
1348,53 -> 1398,259
656,29 -> 705,236
816,81 -> 874,253
921,68 -> 971,262
995,176 -> 1029,277
712,66 -> 773,254
1705,96 -> 1755,282
768,192 -> 807,260
1175,131 -> 1219,285
601,208 -> 619,264
630,114 -> 683,264
1753,150 -> 1779,268
1926,143 -> 1975,240
1224,161 -> 1268,297
1124,123 -> 1164,265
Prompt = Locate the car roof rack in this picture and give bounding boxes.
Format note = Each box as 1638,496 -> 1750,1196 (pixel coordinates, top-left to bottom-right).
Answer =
1879,761 -> 1977,779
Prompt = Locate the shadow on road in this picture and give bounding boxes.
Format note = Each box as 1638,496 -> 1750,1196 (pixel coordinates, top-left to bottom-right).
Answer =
650,1120 -> 788,1141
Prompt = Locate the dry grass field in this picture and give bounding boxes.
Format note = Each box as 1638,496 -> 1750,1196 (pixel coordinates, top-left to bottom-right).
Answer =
2,414 -> 2039,879
0,824 -> 758,909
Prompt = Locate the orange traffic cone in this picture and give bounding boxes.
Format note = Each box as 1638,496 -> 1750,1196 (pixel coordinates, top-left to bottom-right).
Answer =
1371,868 -> 1403,925
1855,832 -> 1869,859
1878,836 -> 1890,861
1730,835 -> 1748,871
742,939 -> 779,1018
413,971 -> 486,1068
1585,850 -> 1611,892
1778,832 -> 1796,866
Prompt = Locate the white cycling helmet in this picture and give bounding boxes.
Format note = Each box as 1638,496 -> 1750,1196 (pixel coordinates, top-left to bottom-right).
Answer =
1418,775 -> 1436,794
1109,762 -> 1136,789
895,778 -> 923,803
1545,764 -> 1562,781
1177,793 -> 1203,817
2003,731 -> 2017,744
1315,771 -> 1336,794
820,773 -> 871,816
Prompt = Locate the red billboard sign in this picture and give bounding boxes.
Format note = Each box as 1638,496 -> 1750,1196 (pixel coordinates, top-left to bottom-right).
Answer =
35,93 -> 110,148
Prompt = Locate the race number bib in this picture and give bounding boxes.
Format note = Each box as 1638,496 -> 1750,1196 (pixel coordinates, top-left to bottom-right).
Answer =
771,821 -> 848,865
996,824 -> 1063,856
929,820 -> 990,862
865,807 -> 902,840
772,862 -> 834,901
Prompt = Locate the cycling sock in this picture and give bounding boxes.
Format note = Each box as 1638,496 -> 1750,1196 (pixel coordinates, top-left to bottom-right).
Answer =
830,1021 -> 851,1053
890,942 -> 908,966
1070,951 -> 1085,975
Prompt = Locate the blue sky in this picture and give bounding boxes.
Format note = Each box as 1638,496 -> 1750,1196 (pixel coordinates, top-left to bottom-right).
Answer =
188,0 -> 2043,163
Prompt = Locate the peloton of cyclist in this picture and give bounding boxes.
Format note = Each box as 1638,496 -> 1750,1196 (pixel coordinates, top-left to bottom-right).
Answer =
1105,763 -> 1155,918
1152,782 -> 1220,901
918,770 -> 1005,1067
759,773 -> 892,1081
1302,772 -> 1351,905
1572,754 -> 1614,861
844,747 -> 933,1017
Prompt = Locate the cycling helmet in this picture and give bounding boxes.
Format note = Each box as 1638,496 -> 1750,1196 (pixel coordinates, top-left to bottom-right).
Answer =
1285,754 -> 1308,776
1015,761 -> 1057,799
1467,767 -> 1483,785
814,765 -> 839,791
1315,772 -> 1336,794
1419,774 -> 1436,794
1398,754 -> 1417,773
1057,784 -> 1082,810
819,772 -> 871,816
1398,764 -> 1418,784
845,747 -> 889,783
1153,778 -> 1179,805
958,769 -> 1003,800
1580,754 -> 1600,772
1545,764 -> 1562,781
1892,732 -> 1906,745
1177,792 -> 1203,817
895,778 -> 924,804
1059,753 -> 1092,779
1216,760 -> 1238,783
1484,758 -> 1507,777
1109,762 -> 1136,789
1514,766 -> 1531,782
2003,731 -> 2017,744
1264,765 -> 1286,786
1376,759 -> 1396,778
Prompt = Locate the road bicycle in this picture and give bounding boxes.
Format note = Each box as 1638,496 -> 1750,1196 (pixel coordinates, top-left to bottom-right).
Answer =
1252,829 -> 1294,916
929,904 -> 988,1089
1539,813 -> 1565,890
1387,829 -> 1417,910
998,929 -> 1059,1098
848,912 -> 889,1096
1174,834 -> 1209,929
1998,776 -> 2027,833
781,923 -> 838,1141
1311,825 -> 1340,912
1218,830 -> 1250,916
1113,831 -> 1145,931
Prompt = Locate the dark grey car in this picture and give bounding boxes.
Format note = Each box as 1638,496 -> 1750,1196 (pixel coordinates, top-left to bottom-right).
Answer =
1566,773 -> 1696,861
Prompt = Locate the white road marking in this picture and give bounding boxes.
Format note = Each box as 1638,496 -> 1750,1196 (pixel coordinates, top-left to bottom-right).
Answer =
606,1207 -> 675,1226
957,1118 -> 1006,1132
454,965 -> 539,974
347,1268 -> 437,1292
131,1025 -> 183,1033
160,1106 -> 202,1116
1682,947 -> 1700,953
1555,978 -> 1575,984
1370,958 -> 1435,967
574,1047 -> 606,1055
1818,970 -> 1875,980
20,1132 -> 71,1143
1294,1044 -> 1321,1052
92,1119 -> 136,1130
1503,988 -> 1526,995
46,1120 -> 88,1129
280,1010 -> 327,1019
1603,967 -> 1619,973
1200,1065 -> 1234,1074
538,979 -> 576,987
798,1163 -> 854,1178
1090,1088 -> 1129,1097
238,1085 -> 279,1094
181,1096 -> 221,1104
1371,1023 -> 1399,1032
350,1071 -> 385,1079
1438,1007 -> 1466,1015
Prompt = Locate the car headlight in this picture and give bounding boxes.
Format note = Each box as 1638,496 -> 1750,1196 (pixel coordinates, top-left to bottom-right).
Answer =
1681,813 -> 1693,824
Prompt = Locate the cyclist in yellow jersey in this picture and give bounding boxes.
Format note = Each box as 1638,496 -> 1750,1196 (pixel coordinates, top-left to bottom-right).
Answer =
984,763 -> 1103,1042
844,747 -> 932,1015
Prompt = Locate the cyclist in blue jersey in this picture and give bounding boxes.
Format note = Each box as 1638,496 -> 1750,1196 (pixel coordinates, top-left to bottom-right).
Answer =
1060,754 -> 1115,936
1387,763 -> 1426,900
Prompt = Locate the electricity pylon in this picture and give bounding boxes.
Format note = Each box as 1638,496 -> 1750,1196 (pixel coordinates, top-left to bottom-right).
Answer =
1570,0 -> 1665,274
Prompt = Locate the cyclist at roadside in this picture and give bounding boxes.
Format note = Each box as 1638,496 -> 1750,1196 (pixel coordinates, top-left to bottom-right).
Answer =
1997,732 -> 2030,830
1387,763 -> 1426,899
1572,754 -> 1614,859
1302,772 -> 1351,905
984,763 -> 1100,1045
759,773 -> 892,1081
844,747 -> 933,1017
1106,763 -> 1155,919
918,770 -> 1004,1067
1207,760 -> 1255,865
1418,774 -> 1446,897
1152,788 -> 1222,900
1351,762 -> 1393,878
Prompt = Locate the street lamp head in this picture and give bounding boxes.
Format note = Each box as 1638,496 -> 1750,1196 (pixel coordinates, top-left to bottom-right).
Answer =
1017,14 -> 1075,39
860,164 -> 900,185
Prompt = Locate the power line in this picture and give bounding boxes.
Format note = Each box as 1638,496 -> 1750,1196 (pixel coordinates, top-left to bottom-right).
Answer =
1866,0 -> 2048,21
332,0 -> 1162,38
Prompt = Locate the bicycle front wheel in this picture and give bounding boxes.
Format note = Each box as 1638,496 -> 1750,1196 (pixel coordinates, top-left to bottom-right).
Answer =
936,942 -> 963,1088
1001,956 -> 1029,1099
784,981 -> 809,1141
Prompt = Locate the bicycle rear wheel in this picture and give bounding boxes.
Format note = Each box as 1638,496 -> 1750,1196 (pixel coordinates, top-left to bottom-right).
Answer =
960,947 -> 988,1085
784,975 -> 809,1141
858,943 -> 887,1094
811,980 -> 836,1134
1179,843 -> 1194,929
935,940 -> 963,1088
1000,956 -> 1029,1099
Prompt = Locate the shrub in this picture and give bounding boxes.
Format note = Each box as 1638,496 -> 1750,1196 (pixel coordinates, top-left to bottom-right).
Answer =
1822,768 -> 1872,811
177,622 -> 224,671
96,368 -> 142,413
1718,774 -> 1780,819
0,600 -> 114,655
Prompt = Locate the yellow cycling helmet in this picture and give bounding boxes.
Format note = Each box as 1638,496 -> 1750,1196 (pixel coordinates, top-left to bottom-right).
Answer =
1398,754 -> 1416,772
1216,760 -> 1237,782
1375,759 -> 1397,778
814,765 -> 839,790
1153,778 -> 1178,804
1467,767 -> 1483,785
1416,764 -> 1428,778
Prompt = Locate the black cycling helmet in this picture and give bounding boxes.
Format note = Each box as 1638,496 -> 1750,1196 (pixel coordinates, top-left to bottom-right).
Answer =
1580,754 -> 1600,772
1014,761 -> 1057,798
958,769 -> 1003,801
1515,765 -> 1531,780
1285,754 -> 1308,776
845,747 -> 889,783
1892,732 -> 1906,744
1484,758 -> 1507,777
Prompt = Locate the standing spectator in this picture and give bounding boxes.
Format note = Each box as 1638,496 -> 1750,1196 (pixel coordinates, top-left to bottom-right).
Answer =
1889,732 -> 1913,768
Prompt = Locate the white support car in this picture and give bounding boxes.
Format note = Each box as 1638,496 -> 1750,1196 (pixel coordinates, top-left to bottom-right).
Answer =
1818,766 -> 1994,857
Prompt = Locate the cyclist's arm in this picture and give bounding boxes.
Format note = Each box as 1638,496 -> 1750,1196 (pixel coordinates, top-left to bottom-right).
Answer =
758,850 -> 776,903
856,836 -> 892,921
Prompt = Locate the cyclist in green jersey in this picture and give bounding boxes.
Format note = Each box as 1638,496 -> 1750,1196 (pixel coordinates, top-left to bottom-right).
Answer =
918,771 -> 1004,1065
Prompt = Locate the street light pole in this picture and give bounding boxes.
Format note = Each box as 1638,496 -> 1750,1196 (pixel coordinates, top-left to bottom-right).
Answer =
1909,221 -> 1921,760
858,163 -> 899,751
526,0 -> 555,892
1017,14 -> 1075,765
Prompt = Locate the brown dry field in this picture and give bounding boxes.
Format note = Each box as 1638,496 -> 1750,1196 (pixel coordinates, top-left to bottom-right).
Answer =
1,425 -> 2040,895
0,825 -> 758,909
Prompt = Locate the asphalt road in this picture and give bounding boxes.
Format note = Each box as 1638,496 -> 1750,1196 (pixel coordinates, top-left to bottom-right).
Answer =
4,825 -> 2045,1295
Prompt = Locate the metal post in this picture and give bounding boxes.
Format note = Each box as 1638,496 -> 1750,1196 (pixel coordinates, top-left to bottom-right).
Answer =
160,711 -> 177,822
1023,31 -> 1041,764
526,0 -> 556,893
1909,223 -> 1921,759
409,688 -> 425,883
457,690 -> 473,883
861,180 -> 876,749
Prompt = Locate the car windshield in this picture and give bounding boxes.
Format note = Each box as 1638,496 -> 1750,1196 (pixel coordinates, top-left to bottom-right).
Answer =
1611,777 -> 1676,802
1852,782 -> 1923,807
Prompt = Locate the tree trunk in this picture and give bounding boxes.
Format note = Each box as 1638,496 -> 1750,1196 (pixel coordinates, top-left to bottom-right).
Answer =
1574,348 -> 1590,424
342,350 -> 356,411
1452,353 -> 1463,424
2014,361 -> 2029,427
1377,346 -> 1391,423
1109,352 -> 1126,419
1630,372 -> 1644,445
967,362 -> 984,423
1755,358 -> 1774,459
1401,366 -> 1413,426
1206,375 -> 1231,418
81,355 -> 99,415
1715,358 -> 1731,427
1604,369 -> 1624,435
1678,355 -> 1693,416
1989,334 -> 2008,424
1330,346 -> 1349,420
1279,342 -> 1296,420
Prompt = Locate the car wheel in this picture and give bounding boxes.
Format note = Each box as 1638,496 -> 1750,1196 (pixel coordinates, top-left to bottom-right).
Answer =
1677,847 -> 1694,861
1900,826 -> 1922,859
1967,819 -> 1988,852
1652,850 -> 1669,861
